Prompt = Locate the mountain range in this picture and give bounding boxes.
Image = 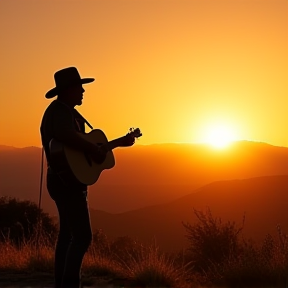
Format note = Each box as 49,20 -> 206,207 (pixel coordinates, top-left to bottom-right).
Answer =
1,141 -> 288,251
90,175 -> 288,251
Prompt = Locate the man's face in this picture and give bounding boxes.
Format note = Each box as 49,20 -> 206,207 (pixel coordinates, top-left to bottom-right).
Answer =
67,84 -> 85,106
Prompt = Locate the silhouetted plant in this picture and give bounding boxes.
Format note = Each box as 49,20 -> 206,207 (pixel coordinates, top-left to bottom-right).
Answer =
183,213 -> 288,287
206,233 -> 288,287
91,228 -> 110,256
182,208 -> 244,272
120,242 -> 191,288
110,236 -> 141,262
0,196 -> 57,246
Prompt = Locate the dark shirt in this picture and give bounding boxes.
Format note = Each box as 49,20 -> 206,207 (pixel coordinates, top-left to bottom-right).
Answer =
40,99 -> 86,166
40,100 -> 90,191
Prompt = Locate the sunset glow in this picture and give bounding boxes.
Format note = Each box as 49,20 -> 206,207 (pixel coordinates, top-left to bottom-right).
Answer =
204,124 -> 237,148
0,0 -> 287,147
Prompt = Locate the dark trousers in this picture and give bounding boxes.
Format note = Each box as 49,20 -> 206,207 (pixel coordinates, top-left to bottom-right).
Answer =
47,170 -> 92,288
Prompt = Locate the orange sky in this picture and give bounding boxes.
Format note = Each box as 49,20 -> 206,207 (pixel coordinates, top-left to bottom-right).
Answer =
0,0 -> 287,147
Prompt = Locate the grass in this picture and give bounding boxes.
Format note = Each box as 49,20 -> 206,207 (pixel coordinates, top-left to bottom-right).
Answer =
0,212 -> 287,288
1,232 -> 287,288
117,243 -> 192,288
0,235 -> 194,287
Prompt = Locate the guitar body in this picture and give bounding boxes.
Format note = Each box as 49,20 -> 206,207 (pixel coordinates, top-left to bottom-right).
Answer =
49,129 -> 115,185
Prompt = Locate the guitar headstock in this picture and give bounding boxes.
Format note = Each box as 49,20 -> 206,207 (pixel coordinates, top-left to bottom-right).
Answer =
128,127 -> 142,139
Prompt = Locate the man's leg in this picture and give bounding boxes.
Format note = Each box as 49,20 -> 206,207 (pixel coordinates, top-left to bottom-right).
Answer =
46,172 -> 73,288
60,191 -> 92,288
53,200 -> 72,288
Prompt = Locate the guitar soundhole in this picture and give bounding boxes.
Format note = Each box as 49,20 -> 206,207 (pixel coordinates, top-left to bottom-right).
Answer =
84,153 -> 92,166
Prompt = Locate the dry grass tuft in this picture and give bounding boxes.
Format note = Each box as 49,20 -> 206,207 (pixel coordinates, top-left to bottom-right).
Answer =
118,243 -> 192,288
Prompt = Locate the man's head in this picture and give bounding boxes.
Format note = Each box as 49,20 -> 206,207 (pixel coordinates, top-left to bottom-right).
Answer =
58,83 -> 85,107
45,67 -> 94,106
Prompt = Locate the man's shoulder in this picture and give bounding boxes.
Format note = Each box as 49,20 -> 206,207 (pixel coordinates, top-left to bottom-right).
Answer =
45,100 -> 71,114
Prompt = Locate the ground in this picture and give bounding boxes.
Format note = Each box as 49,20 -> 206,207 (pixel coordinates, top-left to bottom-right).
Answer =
0,272 -> 119,288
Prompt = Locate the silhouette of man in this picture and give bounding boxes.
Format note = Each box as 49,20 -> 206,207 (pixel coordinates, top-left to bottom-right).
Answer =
40,67 -> 134,288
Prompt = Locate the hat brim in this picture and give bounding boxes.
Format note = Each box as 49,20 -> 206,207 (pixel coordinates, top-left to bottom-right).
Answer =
45,78 -> 95,99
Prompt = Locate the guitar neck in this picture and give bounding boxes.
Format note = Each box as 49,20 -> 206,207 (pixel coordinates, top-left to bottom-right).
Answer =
99,128 -> 141,151
106,137 -> 125,151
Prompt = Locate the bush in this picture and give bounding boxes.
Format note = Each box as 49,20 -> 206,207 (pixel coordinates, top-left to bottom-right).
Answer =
0,196 -> 57,246
110,236 -> 141,262
207,233 -> 288,287
182,208 -> 288,287
120,242 -> 191,288
91,228 -> 110,256
182,208 -> 244,271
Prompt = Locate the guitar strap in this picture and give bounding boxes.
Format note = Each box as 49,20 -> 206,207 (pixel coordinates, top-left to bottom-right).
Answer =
74,109 -> 94,130
57,100 -> 94,131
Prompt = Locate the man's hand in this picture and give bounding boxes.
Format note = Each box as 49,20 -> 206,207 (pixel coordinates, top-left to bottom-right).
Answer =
119,134 -> 135,147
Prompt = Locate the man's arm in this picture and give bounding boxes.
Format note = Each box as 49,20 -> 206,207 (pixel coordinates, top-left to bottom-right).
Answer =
54,129 -> 99,155
52,104 -> 100,156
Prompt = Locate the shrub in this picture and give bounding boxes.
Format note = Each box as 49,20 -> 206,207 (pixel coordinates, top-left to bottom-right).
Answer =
0,196 -> 57,246
91,228 -> 110,256
183,209 -> 288,287
120,242 -> 191,288
182,208 -> 244,271
110,236 -> 141,262
207,233 -> 288,287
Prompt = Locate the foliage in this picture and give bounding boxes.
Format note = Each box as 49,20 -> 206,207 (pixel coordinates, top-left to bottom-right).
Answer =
182,208 -> 244,271
0,196 -> 57,246
205,231 -> 288,287
92,228 -> 110,256
118,242 -> 191,288
182,207 -> 288,287
0,201 -> 287,287
110,235 -> 142,262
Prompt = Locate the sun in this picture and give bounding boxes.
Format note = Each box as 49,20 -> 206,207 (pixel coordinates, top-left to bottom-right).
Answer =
204,124 -> 236,148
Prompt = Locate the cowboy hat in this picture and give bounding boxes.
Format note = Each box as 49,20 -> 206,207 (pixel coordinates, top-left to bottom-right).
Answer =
45,67 -> 95,99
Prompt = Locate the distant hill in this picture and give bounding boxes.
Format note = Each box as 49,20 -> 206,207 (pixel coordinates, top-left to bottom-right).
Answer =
1,141 -> 288,214
0,145 -> 17,150
90,175 -> 288,252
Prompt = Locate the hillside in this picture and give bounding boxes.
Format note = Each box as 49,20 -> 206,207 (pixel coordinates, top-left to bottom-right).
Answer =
1,141 -> 288,214
90,175 -> 288,252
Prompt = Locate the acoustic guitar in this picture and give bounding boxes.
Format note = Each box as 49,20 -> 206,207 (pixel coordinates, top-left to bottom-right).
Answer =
49,128 -> 142,185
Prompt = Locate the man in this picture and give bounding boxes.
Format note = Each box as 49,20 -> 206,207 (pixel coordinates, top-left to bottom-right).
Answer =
40,67 -> 134,288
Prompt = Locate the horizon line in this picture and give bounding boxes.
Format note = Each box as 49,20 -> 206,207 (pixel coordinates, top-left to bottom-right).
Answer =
0,139 -> 287,149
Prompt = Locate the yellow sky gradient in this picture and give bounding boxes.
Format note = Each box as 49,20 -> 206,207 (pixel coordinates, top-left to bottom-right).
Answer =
0,0 -> 287,147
